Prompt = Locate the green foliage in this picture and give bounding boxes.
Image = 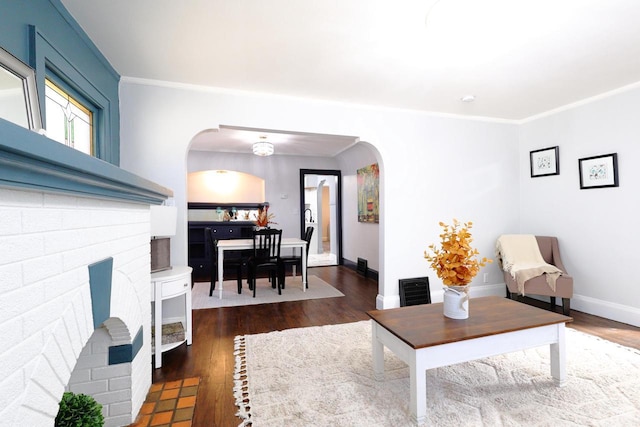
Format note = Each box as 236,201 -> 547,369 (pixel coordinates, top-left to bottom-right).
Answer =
55,392 -> 104,427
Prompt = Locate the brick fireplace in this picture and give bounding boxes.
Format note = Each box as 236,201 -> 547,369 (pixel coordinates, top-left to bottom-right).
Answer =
0,188 -> 155,426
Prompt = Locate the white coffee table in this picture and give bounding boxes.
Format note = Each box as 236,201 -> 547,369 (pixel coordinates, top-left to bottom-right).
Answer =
367,296 -> 572,424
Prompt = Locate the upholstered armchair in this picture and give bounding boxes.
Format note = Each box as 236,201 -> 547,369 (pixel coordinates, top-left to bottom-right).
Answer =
499,236 -> 573,316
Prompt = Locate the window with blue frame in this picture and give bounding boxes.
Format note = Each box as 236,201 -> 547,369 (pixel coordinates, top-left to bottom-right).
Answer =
44,77 -> 95,156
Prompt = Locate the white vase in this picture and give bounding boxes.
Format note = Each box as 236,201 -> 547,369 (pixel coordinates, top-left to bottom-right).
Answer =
443,285 -> 470,319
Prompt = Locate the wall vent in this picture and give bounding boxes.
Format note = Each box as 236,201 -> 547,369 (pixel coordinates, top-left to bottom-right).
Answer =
357,257 -> 368,277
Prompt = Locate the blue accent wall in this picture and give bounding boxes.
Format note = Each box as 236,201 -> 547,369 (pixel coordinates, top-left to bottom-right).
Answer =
0,1 -> 172,203
88,257 -> 113,330
0,0 -> 120,165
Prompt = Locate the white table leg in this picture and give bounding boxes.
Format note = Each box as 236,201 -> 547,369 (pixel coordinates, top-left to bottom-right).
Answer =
550,323 -> 567,386
409,352 -> 428,424
371,322 -> 385,381
301,242 -> 307,292
154,285 -> 162,368
217,245 -> 224,299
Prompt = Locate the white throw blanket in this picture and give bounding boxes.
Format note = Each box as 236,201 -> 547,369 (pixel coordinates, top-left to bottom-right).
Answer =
495,234 -> 562,295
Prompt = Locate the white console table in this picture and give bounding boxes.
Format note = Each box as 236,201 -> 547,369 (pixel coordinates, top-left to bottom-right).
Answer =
151,266 -> 193,368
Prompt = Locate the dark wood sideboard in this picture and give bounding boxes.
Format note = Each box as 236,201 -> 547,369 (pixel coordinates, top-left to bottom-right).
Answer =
187,203 -> 267,280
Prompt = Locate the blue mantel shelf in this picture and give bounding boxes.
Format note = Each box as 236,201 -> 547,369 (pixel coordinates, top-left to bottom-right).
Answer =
0,120 -> 172,204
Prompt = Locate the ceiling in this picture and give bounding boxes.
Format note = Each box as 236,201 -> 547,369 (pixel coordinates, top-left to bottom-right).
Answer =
61,0 -> 640,156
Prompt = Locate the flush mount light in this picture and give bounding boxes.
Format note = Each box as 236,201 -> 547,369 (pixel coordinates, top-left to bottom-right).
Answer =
460,95 -> 476,103
252,136 -> 274,156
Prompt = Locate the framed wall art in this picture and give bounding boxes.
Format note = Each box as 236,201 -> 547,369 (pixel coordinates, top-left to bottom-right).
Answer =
357,163 -> 379,223
578,153 -> 618,189
530,146 -> 559,177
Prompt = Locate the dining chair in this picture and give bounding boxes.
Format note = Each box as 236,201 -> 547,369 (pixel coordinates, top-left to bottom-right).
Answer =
205,228 -> 244,296
278,226 -> 314,289
247,228 -> 283,297
399,277 -> 432,306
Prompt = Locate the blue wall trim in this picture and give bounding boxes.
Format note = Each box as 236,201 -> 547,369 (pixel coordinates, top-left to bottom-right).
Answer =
108,326 -> 143,365
88,257 -> 113,330
0,119 -> 172,204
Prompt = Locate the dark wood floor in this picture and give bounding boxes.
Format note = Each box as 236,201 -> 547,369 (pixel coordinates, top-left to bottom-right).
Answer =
153,266 -> 640,427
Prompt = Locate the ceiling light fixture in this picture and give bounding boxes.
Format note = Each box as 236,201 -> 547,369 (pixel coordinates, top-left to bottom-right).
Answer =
252,136 -> 274,156
460,95 -> 475,103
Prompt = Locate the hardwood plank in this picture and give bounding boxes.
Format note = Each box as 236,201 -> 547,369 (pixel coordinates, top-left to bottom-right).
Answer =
152,266 -> 639,427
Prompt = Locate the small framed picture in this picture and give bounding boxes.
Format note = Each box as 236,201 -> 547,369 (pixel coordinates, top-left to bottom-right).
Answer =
579,153 -> 619,189
530,146 -> 559,177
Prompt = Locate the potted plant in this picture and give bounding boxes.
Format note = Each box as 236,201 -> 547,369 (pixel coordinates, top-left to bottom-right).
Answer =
55,392 -> 104,427
424,219 -> 491,318
254,205 -> 276,228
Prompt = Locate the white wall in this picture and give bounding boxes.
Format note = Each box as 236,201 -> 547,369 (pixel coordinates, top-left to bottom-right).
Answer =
519,88 -> 640,326
336,142 -> 380,271
120,80 -> 519,309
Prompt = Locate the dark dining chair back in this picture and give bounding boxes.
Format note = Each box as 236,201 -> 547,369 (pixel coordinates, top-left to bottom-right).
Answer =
248,228 -> 283,297
279,226 -> 314,289
205,228 -> 243,296
399,277 -> 431,307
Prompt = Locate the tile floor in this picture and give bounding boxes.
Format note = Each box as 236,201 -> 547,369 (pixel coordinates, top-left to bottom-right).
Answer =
129,377 -> 199,427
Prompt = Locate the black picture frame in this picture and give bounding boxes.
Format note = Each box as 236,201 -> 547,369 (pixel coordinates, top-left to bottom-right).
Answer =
530,146 -> 559,177
578,153 -> 619,189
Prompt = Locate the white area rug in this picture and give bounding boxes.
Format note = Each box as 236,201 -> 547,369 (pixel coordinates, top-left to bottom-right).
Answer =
234,321 -> 640,426
192,275 -> 344,309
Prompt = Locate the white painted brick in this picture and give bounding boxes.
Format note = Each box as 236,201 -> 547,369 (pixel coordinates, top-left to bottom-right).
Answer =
43,269 -> 84,301
105,414 -> 133,427
28,361 -> 66,414
23,253 -> 65,285
109,375 -> 132,391
22,208 -> 64,233
0,368 -> 25,416
108,400 -> 132,416
0,209 -> 22,236
44,229 -> 85,255
0,398 -> 22,427
0,234 -> 45,265
0,187 -> 43,207
69,379 -> 108,395
92,363 -> 131,380
15,404 -> 56,427
22,296 -> 68,337
0,333 -> 42,381
50,315 -> 79,370
74,352 -> 107,369
0,313 -> 24,356
67,367 -> 91,384
20,381 -> 64,420
1,194 -> 153,427
42,339 -> 73,389
0,263 -> 22,294
32,351 -> 67,400
0,283 -> 45,326
93,390 -> 132,408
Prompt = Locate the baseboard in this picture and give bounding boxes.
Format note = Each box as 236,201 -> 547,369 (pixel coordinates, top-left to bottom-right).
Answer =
501,283 -> 640,328
571,294 -> 640,327
343,258 -> 379,281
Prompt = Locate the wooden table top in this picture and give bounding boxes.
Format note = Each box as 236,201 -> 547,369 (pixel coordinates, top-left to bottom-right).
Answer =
367,296 -> 572,350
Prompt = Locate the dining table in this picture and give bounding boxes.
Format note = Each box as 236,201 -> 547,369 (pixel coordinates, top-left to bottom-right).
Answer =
216,237 -> 308,299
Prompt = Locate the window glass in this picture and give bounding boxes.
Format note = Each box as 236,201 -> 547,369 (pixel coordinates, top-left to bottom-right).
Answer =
45,78 -> 93,155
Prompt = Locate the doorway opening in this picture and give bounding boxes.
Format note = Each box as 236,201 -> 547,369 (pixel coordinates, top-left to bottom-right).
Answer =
299,169 -> 342,267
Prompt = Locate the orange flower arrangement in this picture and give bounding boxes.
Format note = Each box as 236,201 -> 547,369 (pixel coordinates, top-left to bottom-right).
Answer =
424,219 -> 492,286
254,206 -> 276,227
